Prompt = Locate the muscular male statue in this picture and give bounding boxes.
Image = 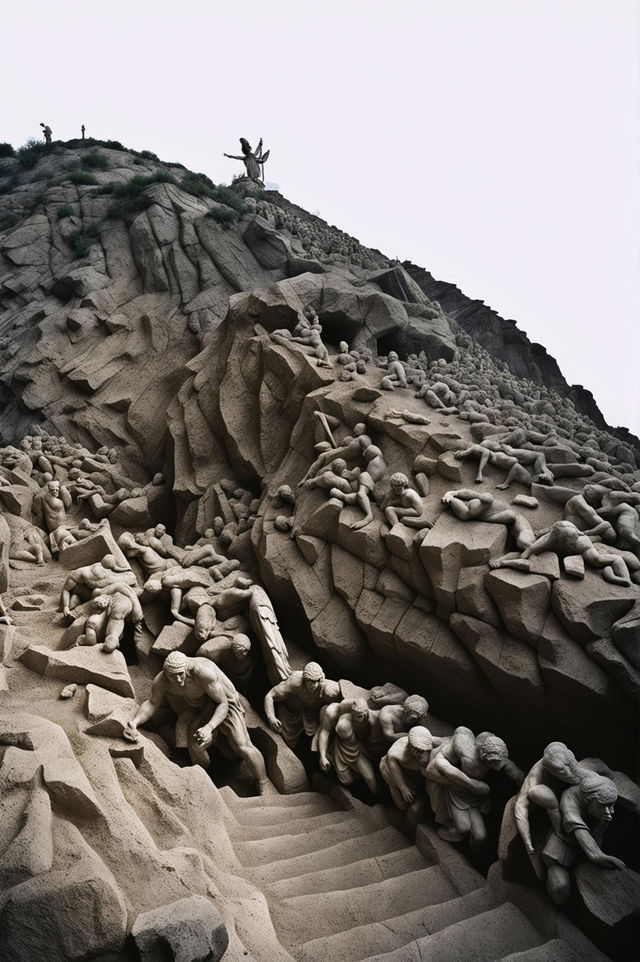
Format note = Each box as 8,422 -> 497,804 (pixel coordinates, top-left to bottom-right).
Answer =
124,651 -> 269,792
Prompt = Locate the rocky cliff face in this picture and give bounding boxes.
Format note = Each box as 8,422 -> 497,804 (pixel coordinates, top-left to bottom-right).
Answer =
402,260 -> 640,449
1,140 -> 639,960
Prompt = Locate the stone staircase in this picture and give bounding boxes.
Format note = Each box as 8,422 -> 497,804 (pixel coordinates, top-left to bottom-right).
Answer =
218,785 -> 609,962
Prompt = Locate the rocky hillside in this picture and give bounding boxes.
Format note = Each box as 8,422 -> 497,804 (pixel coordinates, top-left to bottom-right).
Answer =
1,138 -> 639,960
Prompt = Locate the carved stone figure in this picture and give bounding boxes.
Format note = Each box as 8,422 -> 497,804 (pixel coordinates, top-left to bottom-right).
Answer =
264,661 -> 341,748
224,137 -> 269,183
379,694 -> 430,742
317,698 -> 386,792
513,742 -> 583,863
124,651 -> 269,792
77,585 -> 143,653
442,489 -> 535,550
491,520 -> 640,586
330,444 -> 387,531
40,122 -> 52,145
39,479 -> 73,549
208,577 -> 292,683
425,727 -> 523,843
541,772 -> 624,905
383,473 -> 431,530
380,352 -> 408,391
60,555 -> 137,617
380,727 -> 438,810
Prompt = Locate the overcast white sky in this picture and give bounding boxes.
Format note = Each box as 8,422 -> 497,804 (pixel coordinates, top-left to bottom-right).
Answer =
3,0 -> 639,434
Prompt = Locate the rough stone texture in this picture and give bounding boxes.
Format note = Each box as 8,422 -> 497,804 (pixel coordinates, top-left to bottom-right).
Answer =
20,644 -> 135,697
131,895 -> 229,962
0,140 -> 637,962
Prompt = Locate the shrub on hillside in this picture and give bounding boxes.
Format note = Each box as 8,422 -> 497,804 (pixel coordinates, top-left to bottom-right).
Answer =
206,207 -> 237,229
80,151 -> 108,170
16,139 -> 47,170
56,204 -> 74,220
67,170 -> 98,186
180,172 -> 247,214
0,143 -> 15,158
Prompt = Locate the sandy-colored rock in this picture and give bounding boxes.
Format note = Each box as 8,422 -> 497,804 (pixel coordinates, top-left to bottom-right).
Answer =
20,644 -> 135,698
131,895 -> 229,962
0,859 -> 127,962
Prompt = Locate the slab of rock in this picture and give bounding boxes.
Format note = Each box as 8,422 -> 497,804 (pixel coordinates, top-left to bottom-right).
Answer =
0,858 -> 127,962
10,594 -> 46,611
563,554 -> 585,579
20,644 -> 134,698
58,523 -> 129,570
151,622 -> 196,658
485,568 -> 551,644
0,484 -> 34,518
131,895 -> 229,962
436,450 -> 466,483
420,514 -> 507,613
455,566 -> 500,628
336,508 -> 388,569
612,605 -> 640,670
551,573 -> 637,644
0,713 -> 101,818
85,683 -> 135,722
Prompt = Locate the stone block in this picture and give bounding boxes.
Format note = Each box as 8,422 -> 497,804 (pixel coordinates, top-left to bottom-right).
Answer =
485,569 -> 551,644
151,622 -> 197,658
58,524 -> 129,570
20,644 -> 134,698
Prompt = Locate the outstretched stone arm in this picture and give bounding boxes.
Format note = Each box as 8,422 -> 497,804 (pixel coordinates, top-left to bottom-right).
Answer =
125,677 -> 165,739
427,753 -> 489,795
264,675 -> 298,733
572,828 -> 625,869
194,678 -> 229,747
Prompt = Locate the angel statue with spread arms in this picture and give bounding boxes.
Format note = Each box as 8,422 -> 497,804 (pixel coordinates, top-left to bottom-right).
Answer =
224,137 -> 270,183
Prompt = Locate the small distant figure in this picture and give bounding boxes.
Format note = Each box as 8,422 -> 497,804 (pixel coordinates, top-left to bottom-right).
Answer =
40,122 -> 52,145
81,124 -> 85,140
224,137 -> 270,183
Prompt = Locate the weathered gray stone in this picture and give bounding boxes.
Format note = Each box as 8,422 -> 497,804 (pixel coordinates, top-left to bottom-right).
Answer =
131,895 -> 229,962
20,644 -> 134,698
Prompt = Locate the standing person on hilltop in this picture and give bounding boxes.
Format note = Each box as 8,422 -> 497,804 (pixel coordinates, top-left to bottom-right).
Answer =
81,124 -> 85,140
40,122 -> 52,145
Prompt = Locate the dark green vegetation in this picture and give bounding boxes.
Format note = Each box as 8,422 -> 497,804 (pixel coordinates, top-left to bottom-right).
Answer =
56,204 -> 74,220
0,143 -> 15,158
66,170 -> 98,186
68,224 -> 99,258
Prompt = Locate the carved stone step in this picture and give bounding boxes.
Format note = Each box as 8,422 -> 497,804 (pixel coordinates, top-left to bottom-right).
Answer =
225,809 -> 361,842
359,902 -> 545,962
234,806 -> 389,867
274,864 -> 457,943
498,939 -> 583,961
296,887 -> 497,962
267,845 -> 429,900
251,826 -> 413,884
